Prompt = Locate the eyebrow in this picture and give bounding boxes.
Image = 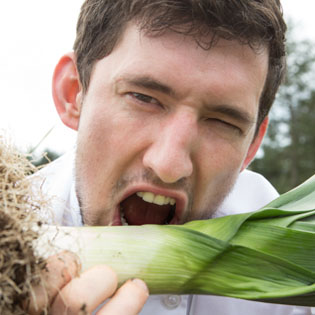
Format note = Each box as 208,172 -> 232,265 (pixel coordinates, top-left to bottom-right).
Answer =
116,75 -> 177,98
206,104 -> 255,127
116,75 -> 255,127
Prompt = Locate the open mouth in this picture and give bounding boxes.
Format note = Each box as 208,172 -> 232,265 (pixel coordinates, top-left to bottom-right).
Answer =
119,192 -> 177,225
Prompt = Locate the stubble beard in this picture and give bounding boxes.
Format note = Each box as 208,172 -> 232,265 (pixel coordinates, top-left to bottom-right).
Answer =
75,152 -> 238,226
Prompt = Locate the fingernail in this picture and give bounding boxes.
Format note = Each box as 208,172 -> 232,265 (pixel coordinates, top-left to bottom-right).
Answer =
59,251 -> 82,278
132,278 -> 149,294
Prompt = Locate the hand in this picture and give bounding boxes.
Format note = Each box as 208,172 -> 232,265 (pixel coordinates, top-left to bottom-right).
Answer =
26,251 -> 149,314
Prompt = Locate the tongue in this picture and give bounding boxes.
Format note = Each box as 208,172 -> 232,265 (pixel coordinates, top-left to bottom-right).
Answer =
121,194 -> 172,225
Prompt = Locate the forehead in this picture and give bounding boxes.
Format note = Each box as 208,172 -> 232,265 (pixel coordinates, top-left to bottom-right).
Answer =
91,23 -> 268,118
104,23 -> 268,83
112,23 -> 268,66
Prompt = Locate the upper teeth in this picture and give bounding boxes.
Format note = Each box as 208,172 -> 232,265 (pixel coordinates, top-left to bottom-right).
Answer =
136,192 -> 176,206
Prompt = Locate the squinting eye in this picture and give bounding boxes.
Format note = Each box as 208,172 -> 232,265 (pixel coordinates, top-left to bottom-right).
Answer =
129,92 -> 160,105
207,118 -> 242,134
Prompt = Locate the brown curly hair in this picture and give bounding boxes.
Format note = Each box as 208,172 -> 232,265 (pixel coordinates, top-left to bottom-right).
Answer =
74,0 -> 286,131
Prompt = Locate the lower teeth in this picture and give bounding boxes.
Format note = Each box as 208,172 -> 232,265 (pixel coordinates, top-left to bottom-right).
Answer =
120,208 -> 129,226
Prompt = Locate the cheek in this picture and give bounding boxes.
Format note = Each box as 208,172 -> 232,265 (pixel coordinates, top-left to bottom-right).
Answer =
199,138 -> 248,177
75,108 -> 118,196
194,138 -> 250,201
76,103 -> 150,186
191,153 -> 241,219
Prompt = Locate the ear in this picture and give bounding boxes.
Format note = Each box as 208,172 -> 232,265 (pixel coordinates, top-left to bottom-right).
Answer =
52,52 -> 82,131
241,117 -> 269,171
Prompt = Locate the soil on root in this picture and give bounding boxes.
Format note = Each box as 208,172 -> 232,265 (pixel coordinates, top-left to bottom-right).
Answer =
0,137 -> 46,314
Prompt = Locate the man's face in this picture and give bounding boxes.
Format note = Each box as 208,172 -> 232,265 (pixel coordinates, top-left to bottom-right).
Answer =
74,24 -> 268,226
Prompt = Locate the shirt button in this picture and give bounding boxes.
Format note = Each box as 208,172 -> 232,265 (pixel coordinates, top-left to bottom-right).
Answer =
162,295 -> 182,309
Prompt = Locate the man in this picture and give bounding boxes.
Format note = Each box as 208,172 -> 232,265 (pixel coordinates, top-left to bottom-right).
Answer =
27,0 -> 312,314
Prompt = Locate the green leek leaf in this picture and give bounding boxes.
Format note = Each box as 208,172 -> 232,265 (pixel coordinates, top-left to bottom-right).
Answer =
39,174 -> 315,306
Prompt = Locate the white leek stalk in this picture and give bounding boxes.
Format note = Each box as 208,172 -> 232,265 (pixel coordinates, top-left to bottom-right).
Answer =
37,174 -> 315,307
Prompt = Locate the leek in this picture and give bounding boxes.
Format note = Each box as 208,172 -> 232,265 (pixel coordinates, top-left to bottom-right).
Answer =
38,174 -> 315,306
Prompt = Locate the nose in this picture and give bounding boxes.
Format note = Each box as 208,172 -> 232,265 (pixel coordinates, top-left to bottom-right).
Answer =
143,112 -> 197,184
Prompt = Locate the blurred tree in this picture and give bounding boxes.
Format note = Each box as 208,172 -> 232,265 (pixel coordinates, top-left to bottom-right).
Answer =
250,24 -> 315,193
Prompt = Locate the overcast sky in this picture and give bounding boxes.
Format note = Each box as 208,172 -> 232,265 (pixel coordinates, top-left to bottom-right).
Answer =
0,0 -> 314,155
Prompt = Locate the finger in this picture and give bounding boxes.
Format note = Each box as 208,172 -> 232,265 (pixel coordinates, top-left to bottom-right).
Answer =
97,278 -> 149,315
50,265 -> 118,314
26,251 -> 80,315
